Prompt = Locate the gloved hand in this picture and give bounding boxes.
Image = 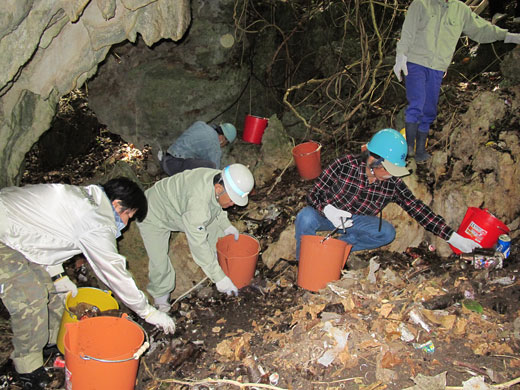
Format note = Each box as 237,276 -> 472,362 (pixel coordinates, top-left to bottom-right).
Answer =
447,232 -> 481,253
53,276 -> 78,297
216,276 -> 239,296
224,225 -> 240,241
393,54 -> 408,81
145,308 -> 176,334
505,33 -> 520,44
323,204 -> 354,229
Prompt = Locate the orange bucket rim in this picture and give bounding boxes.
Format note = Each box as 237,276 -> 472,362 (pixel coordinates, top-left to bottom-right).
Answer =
216,234 -> 261,258
293,142 -> 322,157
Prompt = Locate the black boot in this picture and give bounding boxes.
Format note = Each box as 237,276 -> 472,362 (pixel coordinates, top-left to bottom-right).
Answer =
405,122 -> 418,157
415,131 -> 431,162
18,367 -> 52,390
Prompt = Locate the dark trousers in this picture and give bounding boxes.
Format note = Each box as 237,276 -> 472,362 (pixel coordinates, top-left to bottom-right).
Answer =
161,154 -> 216,176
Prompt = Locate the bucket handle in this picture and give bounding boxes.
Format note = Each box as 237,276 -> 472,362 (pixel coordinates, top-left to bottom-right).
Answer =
79,314 -> 150,363
296,142 -> 322,157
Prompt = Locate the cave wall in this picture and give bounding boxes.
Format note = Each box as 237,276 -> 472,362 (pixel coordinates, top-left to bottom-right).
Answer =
0,0 -> 190,187
87,0 -> 247,150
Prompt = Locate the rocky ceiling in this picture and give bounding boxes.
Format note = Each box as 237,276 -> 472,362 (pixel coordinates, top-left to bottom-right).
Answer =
0,0 -> 190,187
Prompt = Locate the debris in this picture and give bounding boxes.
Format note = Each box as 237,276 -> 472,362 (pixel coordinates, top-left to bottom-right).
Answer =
398,322 -> 415,342
408,308 -> 431,333
317,322 -> 349,367
367,256 -> 380,284
413,340 -> 435,354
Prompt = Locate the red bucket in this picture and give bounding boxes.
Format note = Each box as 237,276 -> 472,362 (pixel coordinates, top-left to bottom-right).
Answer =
450,207 -> 510,254
243,115 -> 268,144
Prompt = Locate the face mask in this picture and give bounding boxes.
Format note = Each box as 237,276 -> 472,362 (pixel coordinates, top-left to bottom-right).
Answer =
112,207 -> 127,238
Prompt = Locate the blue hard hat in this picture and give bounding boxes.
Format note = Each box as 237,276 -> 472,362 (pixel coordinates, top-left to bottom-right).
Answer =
220,123 -> 237,143
366,128 -> 409,177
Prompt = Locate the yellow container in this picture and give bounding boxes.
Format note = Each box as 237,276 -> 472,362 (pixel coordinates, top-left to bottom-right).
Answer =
56,287 -> 119,354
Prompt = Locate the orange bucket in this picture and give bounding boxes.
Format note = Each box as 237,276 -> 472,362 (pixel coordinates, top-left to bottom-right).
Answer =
297,235 -> 352,292
217,234 -> 260,288
450,207 -> 510,254
292,141 -> 322,180
64,314 -> 148,390
243,114 -> 268,144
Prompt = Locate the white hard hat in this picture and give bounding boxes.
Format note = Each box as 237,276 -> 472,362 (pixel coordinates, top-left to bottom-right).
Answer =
222,164 -> 254,206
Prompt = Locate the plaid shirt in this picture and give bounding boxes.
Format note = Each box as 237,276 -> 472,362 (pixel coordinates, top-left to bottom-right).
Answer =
307,154 -> 454,241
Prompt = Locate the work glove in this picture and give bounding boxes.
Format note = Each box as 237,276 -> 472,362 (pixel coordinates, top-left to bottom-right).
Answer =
53,276 -> 78,298
323,204 -> 354,229
447,232 -> 481,253
393,53 -> 408,82
504,33 -> 520,44
224,225 -> 240,241
216,276 -> 239,296
145,308 -> 176,334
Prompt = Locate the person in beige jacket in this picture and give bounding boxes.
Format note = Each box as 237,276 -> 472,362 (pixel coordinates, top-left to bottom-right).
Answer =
0,177 -> 175,389
137,164 -> 254,312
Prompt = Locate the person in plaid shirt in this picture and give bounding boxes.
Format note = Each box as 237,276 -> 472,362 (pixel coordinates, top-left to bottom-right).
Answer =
295,129 -> 479,258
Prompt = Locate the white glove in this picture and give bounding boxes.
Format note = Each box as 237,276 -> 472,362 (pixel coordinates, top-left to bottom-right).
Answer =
224,225 -> 240,241
53,276 -> 78,297
145,308 -> 176,334
323,204 -> 354,229
505,33 -> 520,44
447,232 -> 481,253
216,276 -> 239,296
393,53 -> 408,81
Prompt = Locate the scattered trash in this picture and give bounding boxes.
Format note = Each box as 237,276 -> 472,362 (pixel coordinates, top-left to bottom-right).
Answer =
408,308 -> 431,333
398,322 -> 415,342
459,248 -> 504,270
68,302 -> 100,320
489,276 -> 515,286
367,256 -> 380,284
269,372 -> 279,385
53,356 -> 65,368
413,340 -> 435,354
496,234 -> 511,258
317,322 -> 350,367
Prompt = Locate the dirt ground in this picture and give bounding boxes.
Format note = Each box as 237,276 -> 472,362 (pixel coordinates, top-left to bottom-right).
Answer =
1,87 -> 520,389
1,148 -> 519,390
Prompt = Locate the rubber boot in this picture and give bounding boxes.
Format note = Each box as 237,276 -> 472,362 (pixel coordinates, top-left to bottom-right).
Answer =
405,122 -> 418,157
415,131 -> 431,162
18,367 -> 52,390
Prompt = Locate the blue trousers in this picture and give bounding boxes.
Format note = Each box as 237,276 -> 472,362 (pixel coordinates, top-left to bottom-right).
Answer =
294,206 -> 396,259
405,62 -> 444,133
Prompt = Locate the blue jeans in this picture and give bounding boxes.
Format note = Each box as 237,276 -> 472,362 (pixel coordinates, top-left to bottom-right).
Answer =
294,206 -> 396,259
405,62 -> 444,132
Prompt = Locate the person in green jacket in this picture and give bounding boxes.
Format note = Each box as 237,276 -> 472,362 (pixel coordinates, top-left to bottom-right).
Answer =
393,0 -> 520,162
137,164 -> 254,312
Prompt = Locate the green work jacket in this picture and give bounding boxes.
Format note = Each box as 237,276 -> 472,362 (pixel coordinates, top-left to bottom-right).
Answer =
141,168 -> 232,283
396,0 -> 508,71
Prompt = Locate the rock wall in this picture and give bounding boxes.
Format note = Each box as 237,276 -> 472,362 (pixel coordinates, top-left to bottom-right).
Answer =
87,0 -> 250,151
0,0 -> 190,187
